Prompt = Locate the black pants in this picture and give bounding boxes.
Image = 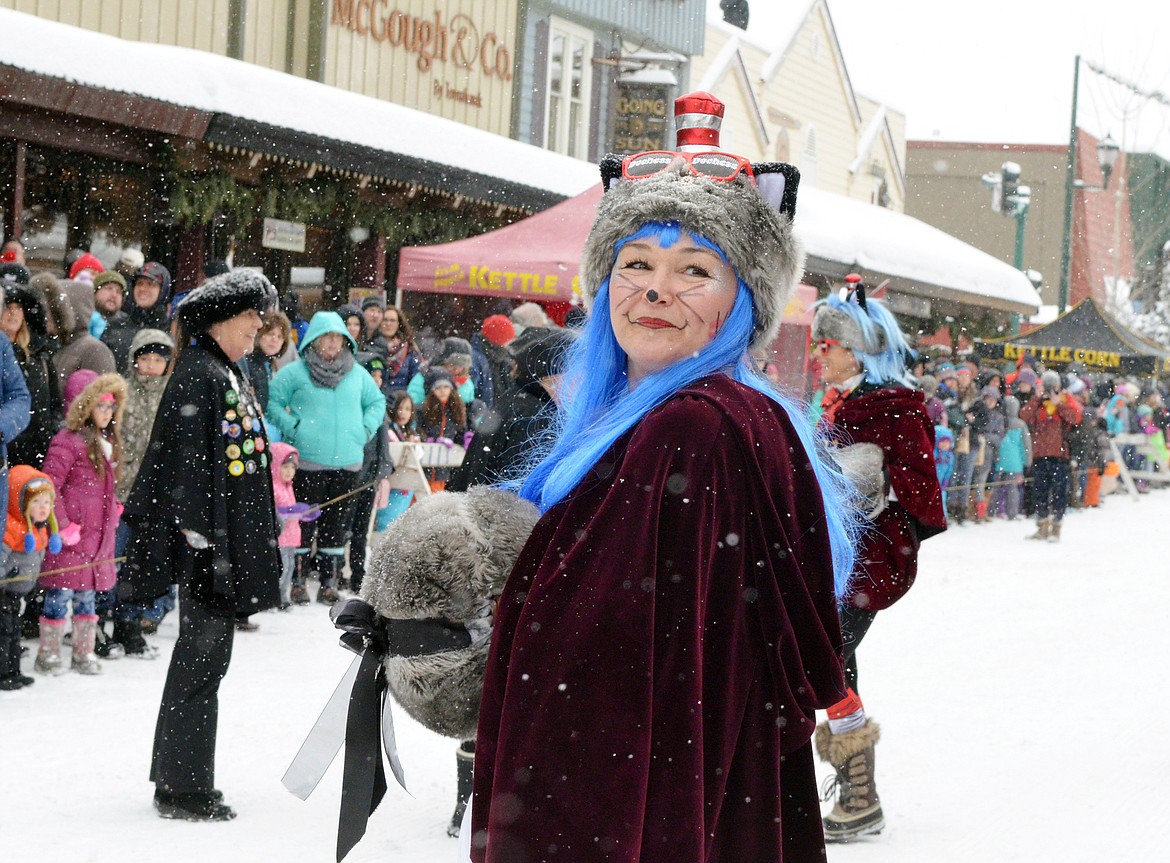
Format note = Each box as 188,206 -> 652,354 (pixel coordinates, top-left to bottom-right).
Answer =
151,583 -> 235,793
1032,457 -> 1070,522
293,469 -> 359,551
839,605 -> 878,694
345,484 -> 378,593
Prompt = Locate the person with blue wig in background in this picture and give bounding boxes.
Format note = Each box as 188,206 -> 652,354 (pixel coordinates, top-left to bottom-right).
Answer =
467,93 -> 857,863
808,282 -> 947,841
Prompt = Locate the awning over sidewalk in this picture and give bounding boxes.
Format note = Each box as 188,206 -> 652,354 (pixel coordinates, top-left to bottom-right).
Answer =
0,8 -> 598,211
796,187 -> 1042,315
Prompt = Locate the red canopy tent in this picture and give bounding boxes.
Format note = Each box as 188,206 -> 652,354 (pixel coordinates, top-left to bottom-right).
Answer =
396,184 -> 603,306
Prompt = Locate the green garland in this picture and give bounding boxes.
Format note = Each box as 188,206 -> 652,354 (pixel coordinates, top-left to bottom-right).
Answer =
169,171 -> 256,239
166,153 -> 504,248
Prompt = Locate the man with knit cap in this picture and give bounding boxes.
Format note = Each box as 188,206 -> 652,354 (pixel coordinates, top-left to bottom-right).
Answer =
90,271 -> 128,339
122,270 -> 280,822
472,315 -> 517,407
1019,369 -> 1082,541
102,262 -> 172,372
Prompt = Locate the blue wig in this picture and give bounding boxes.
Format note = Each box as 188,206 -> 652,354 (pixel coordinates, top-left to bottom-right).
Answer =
514,222 -> 858,598
815,293 -> 917,387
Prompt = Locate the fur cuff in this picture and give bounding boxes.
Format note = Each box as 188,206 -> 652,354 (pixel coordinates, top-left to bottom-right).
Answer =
815,720 -> 881,765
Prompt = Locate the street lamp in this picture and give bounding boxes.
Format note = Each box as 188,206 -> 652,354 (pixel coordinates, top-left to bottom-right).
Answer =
1057,56 -> 1124,313
982,162 -> 1032,334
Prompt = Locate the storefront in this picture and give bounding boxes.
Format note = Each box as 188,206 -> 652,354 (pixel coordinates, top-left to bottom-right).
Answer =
0,7 -> 596,313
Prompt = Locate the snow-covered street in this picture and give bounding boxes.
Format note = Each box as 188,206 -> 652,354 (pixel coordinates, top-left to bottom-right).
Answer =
3,490 -> 1166,863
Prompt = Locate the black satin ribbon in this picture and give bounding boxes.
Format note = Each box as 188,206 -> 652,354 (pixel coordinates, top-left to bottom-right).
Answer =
329,599 -> 390,863
325,599 -> 474,862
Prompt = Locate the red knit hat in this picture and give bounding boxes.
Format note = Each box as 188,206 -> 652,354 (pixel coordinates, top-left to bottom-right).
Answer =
69,252 -> 104,280
481,314 -> 516,347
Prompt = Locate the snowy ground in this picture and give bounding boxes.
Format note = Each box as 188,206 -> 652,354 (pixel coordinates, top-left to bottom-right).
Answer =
3,489 -> 1167,863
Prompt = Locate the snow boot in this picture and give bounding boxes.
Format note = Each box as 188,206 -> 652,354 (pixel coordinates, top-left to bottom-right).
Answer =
816,720 -> 884,842
114,618 -> 159,659
70,614 -> 103,675
1027,518 -> 1051,541
447,743 -> 476,837
1048,519 -> 1063,543
34,617 -> 68,675
94,618 -> 125,659
154,788 -> 236,821
317,554 -> 343,605
0,596 -> 33,688
291,553 -> 312,605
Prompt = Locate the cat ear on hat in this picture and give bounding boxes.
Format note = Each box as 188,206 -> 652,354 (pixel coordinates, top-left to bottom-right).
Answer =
750,162 -> 801,221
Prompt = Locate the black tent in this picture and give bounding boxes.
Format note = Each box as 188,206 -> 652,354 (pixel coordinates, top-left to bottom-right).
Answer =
975,298 -> 1170,376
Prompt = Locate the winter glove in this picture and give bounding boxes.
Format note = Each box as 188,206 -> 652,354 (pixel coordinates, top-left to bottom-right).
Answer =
833,442 -> 888,521
59,522 -> 82,547
375,478 -> 391,510
462,430 -> 475,450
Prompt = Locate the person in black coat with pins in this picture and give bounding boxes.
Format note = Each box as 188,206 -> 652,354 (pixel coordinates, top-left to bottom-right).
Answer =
122,270 -> 281,822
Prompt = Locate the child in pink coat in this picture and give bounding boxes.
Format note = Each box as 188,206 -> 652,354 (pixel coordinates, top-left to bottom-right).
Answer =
36,370 -> 126,675
270,442 -> 318,609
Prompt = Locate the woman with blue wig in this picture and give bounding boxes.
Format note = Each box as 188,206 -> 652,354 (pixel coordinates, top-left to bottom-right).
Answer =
808,283 -> 947,841
468,94 -> 856,863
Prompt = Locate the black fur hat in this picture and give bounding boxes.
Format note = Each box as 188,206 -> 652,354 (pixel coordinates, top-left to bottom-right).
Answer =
2,281 -> 47,336
177,270 -> 278,333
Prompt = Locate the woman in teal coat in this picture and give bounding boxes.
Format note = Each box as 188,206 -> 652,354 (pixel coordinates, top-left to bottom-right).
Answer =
267,311 -> 385,603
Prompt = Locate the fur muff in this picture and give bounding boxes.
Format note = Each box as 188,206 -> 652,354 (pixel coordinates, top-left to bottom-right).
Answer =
832,442 -> 887,519
815,719 -> 881,766
580,159 -> 804,351
362,487 -> 541,739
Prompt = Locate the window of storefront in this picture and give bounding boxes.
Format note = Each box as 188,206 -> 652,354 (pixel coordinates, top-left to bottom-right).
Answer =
20,145 -> 154,274
545,17 -> 593,160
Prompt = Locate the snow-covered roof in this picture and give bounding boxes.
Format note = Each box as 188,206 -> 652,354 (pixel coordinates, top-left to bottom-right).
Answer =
797,187 -> 1042,314
0,8 -> 599,205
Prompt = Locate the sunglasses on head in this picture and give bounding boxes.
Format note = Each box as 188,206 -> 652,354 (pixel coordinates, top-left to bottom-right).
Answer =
621,150 -> 755,184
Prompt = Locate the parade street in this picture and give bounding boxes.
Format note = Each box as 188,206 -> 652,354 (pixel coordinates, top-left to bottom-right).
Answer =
3,488 -> 1166,863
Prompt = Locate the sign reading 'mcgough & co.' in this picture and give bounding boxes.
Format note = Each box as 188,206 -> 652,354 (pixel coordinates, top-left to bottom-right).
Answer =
327,1 -> 517,134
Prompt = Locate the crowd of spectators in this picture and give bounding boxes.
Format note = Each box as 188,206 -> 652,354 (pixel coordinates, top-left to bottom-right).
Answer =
0,237 -> 576,690
906,353 -> 1168,539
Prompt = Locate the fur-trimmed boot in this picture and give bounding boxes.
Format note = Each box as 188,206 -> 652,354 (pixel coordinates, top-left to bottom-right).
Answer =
34,617 -> 68,675
71,614 -> 103,675
816,720 -> 884,842
1027,517 -> 1051,541
447,742 -> 475,837
1048,519 -> 1063,543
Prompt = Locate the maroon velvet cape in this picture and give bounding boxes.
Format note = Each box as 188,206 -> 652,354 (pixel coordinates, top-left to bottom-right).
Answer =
472,375 -> 845,863
828,386 -> 947,611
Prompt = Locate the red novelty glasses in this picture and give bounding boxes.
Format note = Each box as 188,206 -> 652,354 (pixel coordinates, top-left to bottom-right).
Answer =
621,150 -> 755,184
811,338 -> 842,354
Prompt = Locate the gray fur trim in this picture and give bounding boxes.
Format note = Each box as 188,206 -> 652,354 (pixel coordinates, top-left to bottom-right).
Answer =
810,305 -> 885,354
362,487 -> 541,739
580,160 -> 804,351
833,442 -> 886,520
